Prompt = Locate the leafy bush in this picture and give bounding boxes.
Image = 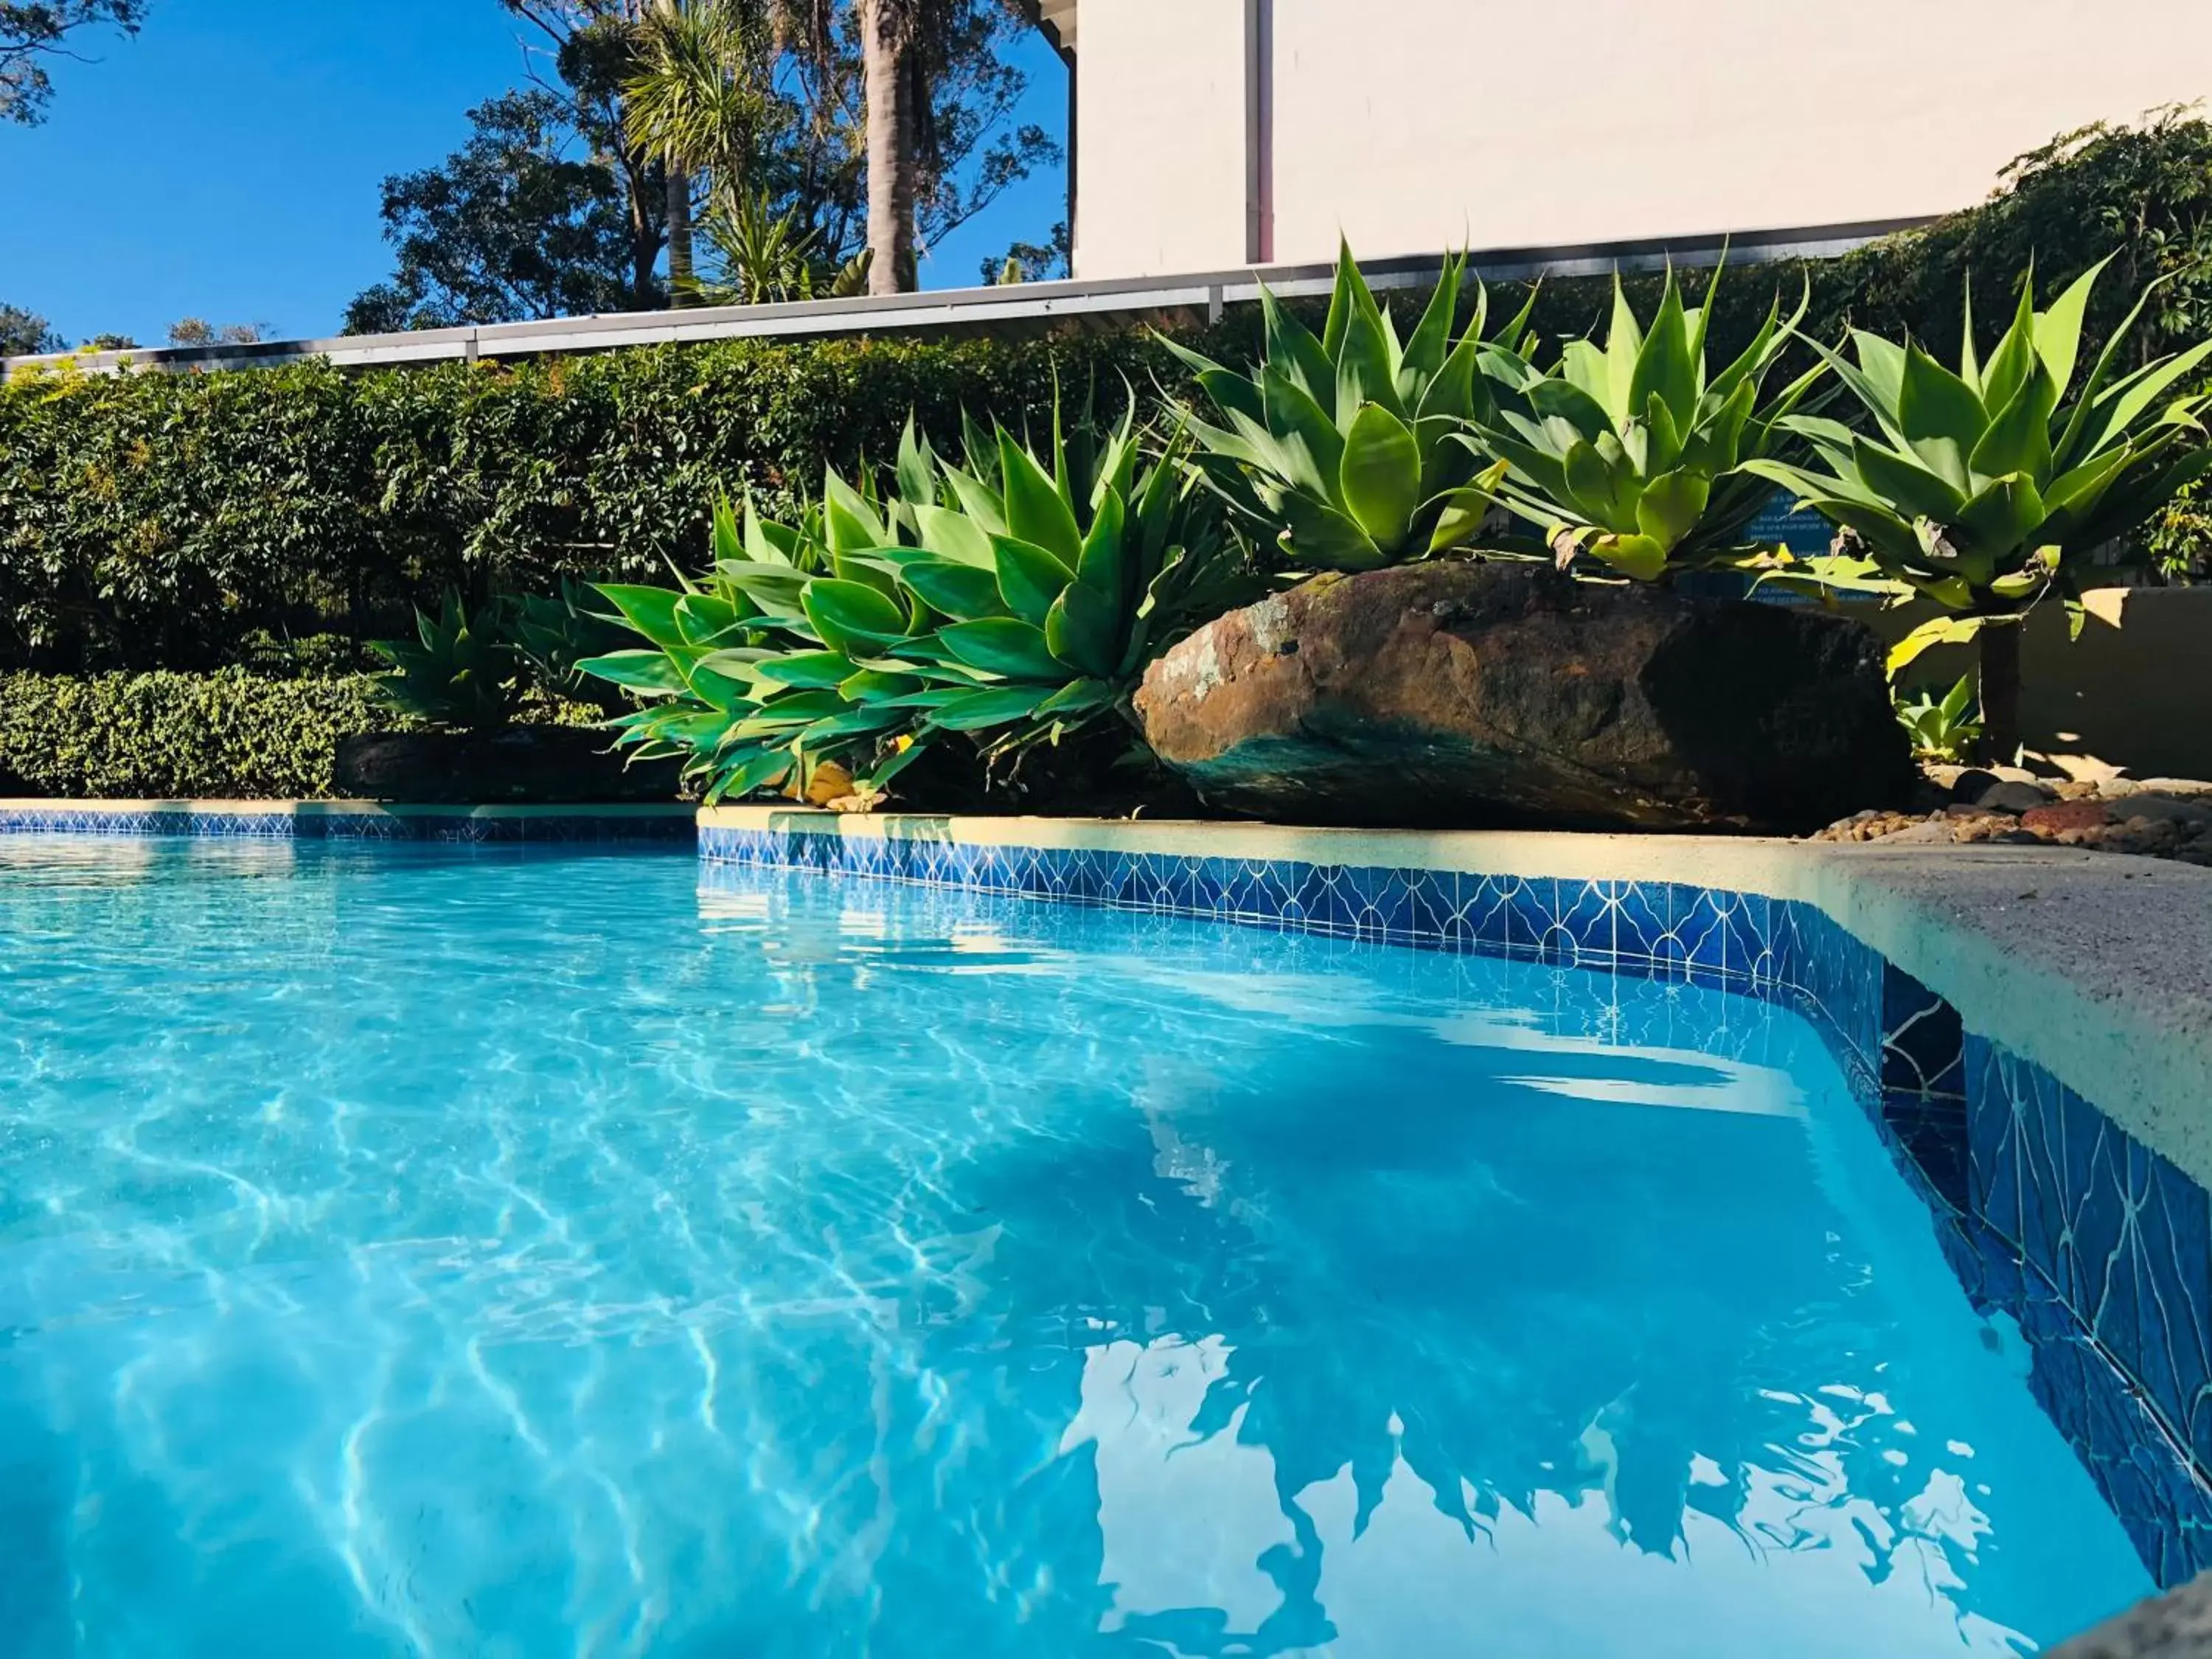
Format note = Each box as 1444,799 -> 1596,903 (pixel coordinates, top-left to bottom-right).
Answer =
0,670 -> 392,798
1895,676 -> 1983,763
0,329 -> 1240,675
369,592 -> 520,728
235,630 -> 375,678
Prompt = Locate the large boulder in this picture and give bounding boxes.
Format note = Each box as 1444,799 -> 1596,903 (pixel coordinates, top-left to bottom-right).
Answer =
333,726 -> 681,804
1133,563 -> 1916,833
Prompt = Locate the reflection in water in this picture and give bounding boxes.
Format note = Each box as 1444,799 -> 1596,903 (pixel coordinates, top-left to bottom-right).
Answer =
0,845 -> 2154,1656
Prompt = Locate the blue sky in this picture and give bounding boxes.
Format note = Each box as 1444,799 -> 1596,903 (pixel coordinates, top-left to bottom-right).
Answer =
0,1 -> 1069,347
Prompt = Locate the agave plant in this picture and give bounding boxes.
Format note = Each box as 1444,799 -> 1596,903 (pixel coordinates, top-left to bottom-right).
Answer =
576,491 -> 892,804
1162,245 -> 1529,571
1463,263 -> 1824,581
698,182 -> 872,305
1894,675 -> 1983,764
863,413 -> 1256,765
369,592 -> 518,729
508,577 -> 636,710
579,410 -> 1255,804
1747,256 -> 2212,759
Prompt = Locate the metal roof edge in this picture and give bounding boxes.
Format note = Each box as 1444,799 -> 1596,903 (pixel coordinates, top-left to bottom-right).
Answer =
1,216 -> 1930,381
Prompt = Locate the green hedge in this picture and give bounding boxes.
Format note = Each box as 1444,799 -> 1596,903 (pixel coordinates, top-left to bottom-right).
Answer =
5,114 -> 2207,672
0,670 -> 391,799
0,331 -> 1237,673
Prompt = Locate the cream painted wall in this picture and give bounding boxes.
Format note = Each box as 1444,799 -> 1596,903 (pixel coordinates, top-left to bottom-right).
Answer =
1072,0 -> 1251,277
1070,0 -> 2212,276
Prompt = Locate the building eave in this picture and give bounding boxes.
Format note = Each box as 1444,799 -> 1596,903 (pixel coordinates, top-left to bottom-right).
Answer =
0,222 -> 1930,382
1037,0 -> 1077,52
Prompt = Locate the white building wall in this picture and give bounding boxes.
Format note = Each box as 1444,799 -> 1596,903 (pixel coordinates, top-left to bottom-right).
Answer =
1071,0 -> 2212,277
1071,0 -> 1251,278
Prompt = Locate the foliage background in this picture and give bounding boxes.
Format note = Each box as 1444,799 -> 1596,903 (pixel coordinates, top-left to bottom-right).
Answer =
0,669 -> 390,797
5,112 -> 2211,675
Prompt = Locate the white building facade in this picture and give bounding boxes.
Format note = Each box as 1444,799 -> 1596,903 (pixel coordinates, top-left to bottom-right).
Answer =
1037,0 -> 2212,279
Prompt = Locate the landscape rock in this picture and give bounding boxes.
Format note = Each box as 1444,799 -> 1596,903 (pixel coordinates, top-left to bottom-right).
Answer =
2119,795 -> 2212,828
1821,762 -> 2212,869
2053,1576 -> 2212,1658
1976,780 -> 2054,815
1879,821 -> 1957,845
1133,563 -> 1913,833
2021,799 -> 2115,836
333,726 -> 682,804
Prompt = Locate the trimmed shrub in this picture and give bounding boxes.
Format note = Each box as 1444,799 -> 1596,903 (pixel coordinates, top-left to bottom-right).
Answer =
0,331 -> 1236,674
0,671 -> 392,799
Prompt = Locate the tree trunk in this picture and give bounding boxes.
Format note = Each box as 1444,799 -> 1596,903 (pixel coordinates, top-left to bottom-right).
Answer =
655,0 -> 697,309
861,0 -> 918,295
630,209 -> 661,309
1978,620 -> 2023,766
666,164 -> 696,307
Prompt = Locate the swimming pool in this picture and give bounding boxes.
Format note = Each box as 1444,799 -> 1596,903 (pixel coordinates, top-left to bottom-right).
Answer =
0,839 -> 2154,1655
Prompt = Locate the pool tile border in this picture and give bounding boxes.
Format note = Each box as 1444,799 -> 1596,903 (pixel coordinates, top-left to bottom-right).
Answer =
0,801 -> 698,844
698,810 -> 2212,1588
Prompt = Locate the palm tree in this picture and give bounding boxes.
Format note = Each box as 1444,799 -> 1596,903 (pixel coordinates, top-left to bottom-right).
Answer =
856,0 -> 919,294
623,0 -> 773,305
773,0 -> 1041,296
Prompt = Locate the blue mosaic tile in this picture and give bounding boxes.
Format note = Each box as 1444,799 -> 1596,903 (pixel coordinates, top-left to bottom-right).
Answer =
1397,866 -> 1457,947
2008,1256 -> 2212,1587
1671,884 -> 1732,979
1967,1034 -> 2212,1554
1788,904 -> 1886,1081
1882,964 -> 1965,1100
1,806 -> 698,845
1719,888 -> 1771,981
1339,863 -> 1409,941
1453,874 -> 1516,954
1554,879 -> 1615,964
1504,875 -> 1559,958
1613,880 -> 1670,966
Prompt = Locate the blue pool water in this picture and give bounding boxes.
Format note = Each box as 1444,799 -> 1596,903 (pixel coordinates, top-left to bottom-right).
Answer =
0,839 -> 2154,1657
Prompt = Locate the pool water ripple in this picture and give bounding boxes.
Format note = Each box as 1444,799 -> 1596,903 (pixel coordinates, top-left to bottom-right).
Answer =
0,840 -> 2155,1656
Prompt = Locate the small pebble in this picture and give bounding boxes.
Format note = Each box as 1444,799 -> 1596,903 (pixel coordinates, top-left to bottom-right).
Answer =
1811,763 -> 2212,871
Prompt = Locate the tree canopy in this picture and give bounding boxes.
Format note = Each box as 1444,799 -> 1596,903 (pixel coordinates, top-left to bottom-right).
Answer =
0,301 -> 62,355
760,0 -> 1059,288
345,89 -> 658,333
0,0 -> 148,124
349,0 -> 1063,329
